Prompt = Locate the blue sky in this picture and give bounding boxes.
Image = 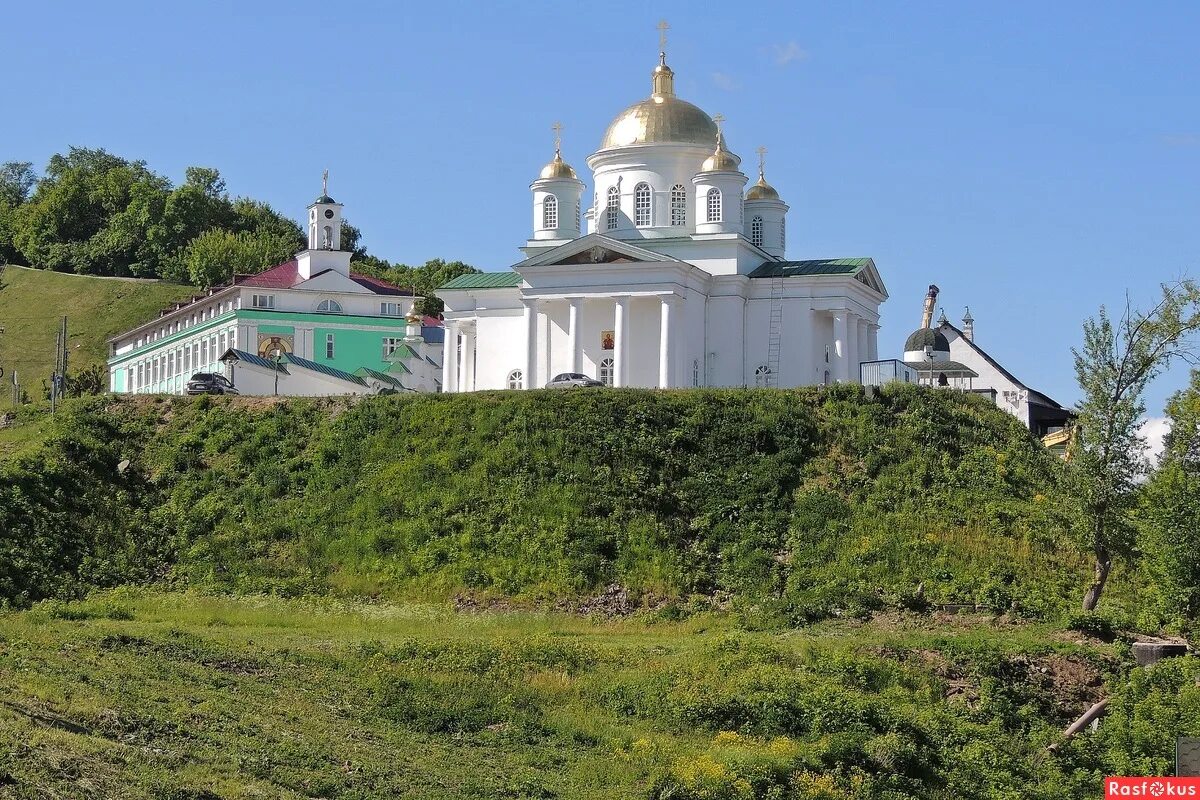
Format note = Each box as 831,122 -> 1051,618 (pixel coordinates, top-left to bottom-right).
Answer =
5,1 -> 1199,414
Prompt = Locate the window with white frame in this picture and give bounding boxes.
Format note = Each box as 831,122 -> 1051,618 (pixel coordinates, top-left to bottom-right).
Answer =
599,358 -> 614,387
542,194 -> 558,229
507,369 -> 524,390
380,302 -> 402,316
706,188 -> 722,223
606,186 -> 619,230
252,294 -> 275,309
325,333 -> 335,359
634,183 -> 651,227
382,337 -> 403,358
754,365 -> 772,387
316,299 -> 343,313
750,216 -> 764,248
670,185 -> 687,226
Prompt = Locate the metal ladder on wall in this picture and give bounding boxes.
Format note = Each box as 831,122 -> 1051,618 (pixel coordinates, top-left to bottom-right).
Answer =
765,272 -> 784,386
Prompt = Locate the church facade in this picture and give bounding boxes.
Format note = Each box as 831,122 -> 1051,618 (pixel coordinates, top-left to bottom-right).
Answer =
438,46 -> 888,392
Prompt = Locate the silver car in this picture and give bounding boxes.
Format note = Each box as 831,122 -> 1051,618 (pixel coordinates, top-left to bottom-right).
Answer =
546,372 -> 604,388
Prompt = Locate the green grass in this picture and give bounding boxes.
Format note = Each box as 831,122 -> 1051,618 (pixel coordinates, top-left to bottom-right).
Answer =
0,265 -> 194,408
5,590 -> 1191,799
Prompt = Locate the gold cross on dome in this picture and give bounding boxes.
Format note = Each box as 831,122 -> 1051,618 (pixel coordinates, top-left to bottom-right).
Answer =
552,121 -> 563,152
756,146 -> 767,173
713,113 -> 726,139
657,19 -> 669,52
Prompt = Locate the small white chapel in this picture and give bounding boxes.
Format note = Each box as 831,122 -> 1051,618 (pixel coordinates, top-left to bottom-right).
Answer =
438,26 -> 888,391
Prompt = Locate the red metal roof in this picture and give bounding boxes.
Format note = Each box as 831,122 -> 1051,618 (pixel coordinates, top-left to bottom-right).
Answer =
230,260 -> 412,296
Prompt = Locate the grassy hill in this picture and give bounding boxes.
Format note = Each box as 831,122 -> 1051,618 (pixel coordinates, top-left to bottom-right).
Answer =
0,265 -> 194,407
1,590 -> 1195,799
0,384 -> 1131,618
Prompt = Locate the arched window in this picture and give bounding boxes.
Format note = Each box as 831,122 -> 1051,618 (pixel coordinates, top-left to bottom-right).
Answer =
750,216 -> 764,248
606,186 -> 620,230
322,225 -> 333,249
754,365 -> 772,388
315,299 -> 342,313
599,358 -> 615,387
670,185 -> 687,226
542,195 -> 558,230
507,369 -> 524,390
706,187 -> 722,223
823,369 -> 830,385
634,183 -> 652,227
692,359 -> 701,387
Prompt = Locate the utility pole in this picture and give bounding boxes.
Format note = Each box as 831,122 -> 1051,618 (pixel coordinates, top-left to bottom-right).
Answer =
51,316 -> 67,412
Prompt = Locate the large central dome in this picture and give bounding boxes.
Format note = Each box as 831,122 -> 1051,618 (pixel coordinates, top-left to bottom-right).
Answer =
598,60 -> 718,150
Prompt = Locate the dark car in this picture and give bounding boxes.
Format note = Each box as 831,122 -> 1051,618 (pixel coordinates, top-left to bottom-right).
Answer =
186,372 -> 239,395
546,372 -> 604,388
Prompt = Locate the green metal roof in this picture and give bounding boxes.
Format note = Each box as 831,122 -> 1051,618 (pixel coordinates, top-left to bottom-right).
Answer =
282,354 -> 367,386
748,258 -> 872,279
354,367 -> 404,387
438,271 -> 524,290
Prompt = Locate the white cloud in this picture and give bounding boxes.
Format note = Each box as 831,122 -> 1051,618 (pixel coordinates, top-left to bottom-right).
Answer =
1140,416 -> 1173,466
712,72 -> 741,91
771,41 -> 809,66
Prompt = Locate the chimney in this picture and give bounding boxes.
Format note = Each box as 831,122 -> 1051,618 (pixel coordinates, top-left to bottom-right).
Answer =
920,284 -> 940,329
962,306 -> 974,341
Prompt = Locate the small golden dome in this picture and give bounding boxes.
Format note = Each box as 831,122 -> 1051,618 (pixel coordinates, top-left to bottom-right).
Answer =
745,173 -> 780,201
699,133 -> 741,173
405,307 -> 423,324
539,151 -> 577,180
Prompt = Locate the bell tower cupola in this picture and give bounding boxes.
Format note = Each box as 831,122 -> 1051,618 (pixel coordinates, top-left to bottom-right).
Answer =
529,122 -> 585,245
743,146 -> 789,258
692,114 -> 748,236
297,170 -> 352,279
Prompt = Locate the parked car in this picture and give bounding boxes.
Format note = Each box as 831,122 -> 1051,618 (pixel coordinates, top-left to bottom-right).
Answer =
186,372 -> 239,395
546,372 -> 604,388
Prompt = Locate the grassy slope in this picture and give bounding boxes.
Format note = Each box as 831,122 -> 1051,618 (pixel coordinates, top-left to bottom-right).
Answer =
4,590 -> 1185,800
0,265 -> 194,408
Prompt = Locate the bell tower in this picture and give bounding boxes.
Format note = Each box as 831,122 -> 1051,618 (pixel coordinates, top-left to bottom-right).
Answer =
297,170 -> 352,279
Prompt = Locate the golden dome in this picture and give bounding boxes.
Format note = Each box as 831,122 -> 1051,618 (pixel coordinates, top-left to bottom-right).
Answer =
405,307 -> 423,324
539,151 -> 577,180
599,58 -> 718,149
699,133 -> 741,173
745,173 -> 780,201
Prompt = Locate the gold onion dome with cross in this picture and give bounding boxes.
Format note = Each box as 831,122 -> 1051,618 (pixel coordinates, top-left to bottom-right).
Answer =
746,146 -> 780,200
598,22 -> 719,149
539,122 -> 578,179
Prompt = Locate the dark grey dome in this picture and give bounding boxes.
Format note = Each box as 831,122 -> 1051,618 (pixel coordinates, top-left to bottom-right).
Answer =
904,327 -> 950,353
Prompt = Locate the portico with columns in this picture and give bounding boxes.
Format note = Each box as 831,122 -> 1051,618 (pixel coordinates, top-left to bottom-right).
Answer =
438,29 -> 887,392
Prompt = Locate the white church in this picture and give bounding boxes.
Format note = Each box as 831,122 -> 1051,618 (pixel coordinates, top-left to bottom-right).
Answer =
438,36 -> 888,392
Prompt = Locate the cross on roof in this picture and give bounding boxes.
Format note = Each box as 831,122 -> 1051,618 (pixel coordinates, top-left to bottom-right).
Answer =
657,19 -> 669,52
321,169 -> 328,196
552,121 -> 563,152
756,146 -> 767,173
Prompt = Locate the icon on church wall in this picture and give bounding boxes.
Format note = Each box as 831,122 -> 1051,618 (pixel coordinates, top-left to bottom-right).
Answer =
258,335 -> 293,360
601,330 -> 615,350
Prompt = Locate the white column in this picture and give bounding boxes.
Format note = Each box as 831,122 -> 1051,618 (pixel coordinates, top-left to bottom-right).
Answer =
613,296 -> 629,388
523,299 -> 538,390
867,324 -> 879,361
658,295 -> 674,388
567,297 -> 582,373
541,306 -> 552,384
462,325 -> 476,392
442,322 -> 459,392
832,311 -> 849,383
846,314 -> 859,384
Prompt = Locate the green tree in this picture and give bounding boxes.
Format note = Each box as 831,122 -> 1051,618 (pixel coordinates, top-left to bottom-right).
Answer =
1071,280 -> 1200,611
12,148 -> 170,275
0,161 -> 38,264
1141,370 -> 1200,630
183,228 -> 300,288
352,256 -> 479,315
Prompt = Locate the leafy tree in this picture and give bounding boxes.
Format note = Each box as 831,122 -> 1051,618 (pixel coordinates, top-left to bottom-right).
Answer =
1071,280 -> 1200,611
340,219 -> 366,258
1141,370 -> 1200,630
183,228 -> 300,288
0,161 -> 38,263
352,256 -> 479,315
